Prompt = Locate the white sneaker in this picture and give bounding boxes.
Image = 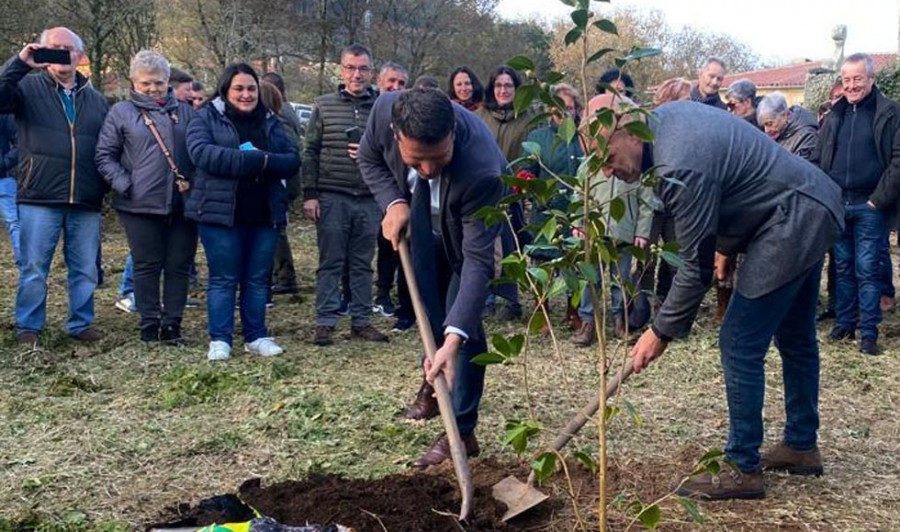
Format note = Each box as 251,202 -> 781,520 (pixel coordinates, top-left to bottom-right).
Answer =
207,340 -> 231,361
244,337 -> 284,357
115,293 -> 135,313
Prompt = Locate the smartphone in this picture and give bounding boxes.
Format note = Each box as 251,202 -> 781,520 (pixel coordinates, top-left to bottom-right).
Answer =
345,126 -> 362,144
239,141 -> 257,151
33,48 -> 71,65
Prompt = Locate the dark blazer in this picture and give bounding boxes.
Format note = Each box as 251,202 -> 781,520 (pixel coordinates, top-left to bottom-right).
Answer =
185,97 -> 300,228
650,101 -> 844,339
358,91 -> 505,340
0,114 -> 16,177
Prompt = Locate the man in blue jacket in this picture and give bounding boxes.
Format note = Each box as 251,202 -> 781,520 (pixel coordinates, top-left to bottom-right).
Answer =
0,27 -> 109,346
358,88 -> 504,468
0,114 -> 19,265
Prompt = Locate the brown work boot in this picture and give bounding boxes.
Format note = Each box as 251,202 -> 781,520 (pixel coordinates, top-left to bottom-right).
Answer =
350,323 -> 389,343
72,327 -> 103,343
402,379 -> 439,421
761,441 -> 823,476
572,321 -> 595,347
411,432 -> 480,469
313,325 -> 334,346
17,331 -> 39,347
675,467 -> 765,501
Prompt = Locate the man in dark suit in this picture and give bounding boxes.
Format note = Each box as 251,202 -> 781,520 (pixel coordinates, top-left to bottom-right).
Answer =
358,88 -> 504,467
594,94 -> 843,500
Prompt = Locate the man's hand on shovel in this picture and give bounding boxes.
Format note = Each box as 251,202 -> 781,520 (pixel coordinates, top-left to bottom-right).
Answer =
425,334 -> 461,389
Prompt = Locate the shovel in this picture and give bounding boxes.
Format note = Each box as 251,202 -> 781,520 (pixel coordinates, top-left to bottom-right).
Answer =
493,360 -> 635,521
397,235 -> 475,521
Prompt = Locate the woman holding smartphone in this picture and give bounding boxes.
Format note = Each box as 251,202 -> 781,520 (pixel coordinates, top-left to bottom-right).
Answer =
185,63 -> 300,361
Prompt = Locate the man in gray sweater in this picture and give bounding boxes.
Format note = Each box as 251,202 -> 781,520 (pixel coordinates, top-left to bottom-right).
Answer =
595,95 -> 843,500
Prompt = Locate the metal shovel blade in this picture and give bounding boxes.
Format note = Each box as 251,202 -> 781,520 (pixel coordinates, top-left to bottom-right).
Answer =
493,475 -> 549,522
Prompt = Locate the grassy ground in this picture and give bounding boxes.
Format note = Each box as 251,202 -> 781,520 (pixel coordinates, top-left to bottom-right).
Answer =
1,213 -> 898,531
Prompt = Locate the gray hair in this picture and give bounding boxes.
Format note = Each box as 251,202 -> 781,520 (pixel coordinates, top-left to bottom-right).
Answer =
726,79 -> 757,102
702,56 -> 726,72
39,27 -> 84,52
129,50 -> 170,82
380,61 -> 408,76
756,91 -> 788,122
843,53 -> 875,77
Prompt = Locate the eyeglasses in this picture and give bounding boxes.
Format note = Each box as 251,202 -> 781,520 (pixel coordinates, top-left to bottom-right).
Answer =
342,65 -> 372,74
494,82 -> 515,90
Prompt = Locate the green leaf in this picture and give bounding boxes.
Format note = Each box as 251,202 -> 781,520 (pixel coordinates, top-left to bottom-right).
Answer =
545,71 -> 566,84
587,47 -> 616,65
571,9 -> 588,30
471,352 -> 507,366
578,261 -> 600,284
698,449 -> 726,463
508,334 -> 525,356
609,197 -> 625,222
492,333 -> 511,356
507,55 -> 535,72
521,140 -> 541,158
503,420 -> 541,455
558,116 -> 577,145
705,460 -> 721,475
565,27 -> 583,46
531,452 -> 557,482
624,120 -> 654,142
514,83 -> 538,117
593,19 -> 617,35
527,266 -> 550,287
528,310 -> 547,335
549,276 -> 569,298
623,399 -> 644,426
661,250 -> 684,269
679,497 -> 704,523
604,405 -> 620,422
538,216 -> 556,244
574,450 -> 598,474
638,504 -> 661,530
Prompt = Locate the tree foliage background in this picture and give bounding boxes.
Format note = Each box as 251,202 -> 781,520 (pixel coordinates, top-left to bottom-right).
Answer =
0,0 -> 761,101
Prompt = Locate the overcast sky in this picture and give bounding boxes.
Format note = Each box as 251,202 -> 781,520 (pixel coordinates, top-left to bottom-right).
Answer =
497,0 -> 899,64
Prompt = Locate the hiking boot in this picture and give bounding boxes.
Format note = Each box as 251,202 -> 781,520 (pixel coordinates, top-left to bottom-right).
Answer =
761,441 -> 823,476
828,326 -> 855,341
245,337 -> 284,357
72,328 -> 103,343
859,338 -> 880,356
207,340 -> 231,361
402,380 -> 439,421
140,324 -> 160,343
160,323 -> 185,346
572,321 -> 595,347
391,316 -> 416,332
17,331 -> 39,347
314,325 -> 334,346
372,294 -> 397,317
271,283 -> 299,295
675,468 -> 765,501
411,432 -> 480,469
351,324 -> 389,343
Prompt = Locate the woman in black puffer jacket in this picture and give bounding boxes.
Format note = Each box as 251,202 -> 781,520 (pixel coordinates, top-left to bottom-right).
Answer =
96,50 -> 196,345
185,63 -> 300,361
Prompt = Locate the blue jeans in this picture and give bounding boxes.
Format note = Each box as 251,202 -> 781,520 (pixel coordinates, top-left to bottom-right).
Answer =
833,204 -> 887,340
199,223 -> 278,345
0,177 -> 20,265
880,234 -> 894,299
16,204 -> 101,336
578,249 -> 632,322
118,253 -> 134,297
719,261 -> 822,473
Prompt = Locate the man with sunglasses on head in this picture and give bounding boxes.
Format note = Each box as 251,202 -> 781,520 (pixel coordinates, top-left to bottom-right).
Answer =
303,43 -> 388,346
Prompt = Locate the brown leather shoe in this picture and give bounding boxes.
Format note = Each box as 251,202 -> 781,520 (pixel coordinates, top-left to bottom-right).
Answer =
572,321 -> 594,347
411,432 -> 479,469
761,441 -> 823,476
675,468 -> 765,500
350,324 -> 389,342
314,325 -> 333,346
402,380 -> 439,421
17,331 -> 39,346
72,328 -> 103,343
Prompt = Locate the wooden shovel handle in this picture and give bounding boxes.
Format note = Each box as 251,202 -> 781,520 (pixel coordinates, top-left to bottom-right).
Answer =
397,235 -> 474,521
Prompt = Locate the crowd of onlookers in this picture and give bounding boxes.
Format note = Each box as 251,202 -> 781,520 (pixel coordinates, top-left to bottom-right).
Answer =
0,26 -> 896,362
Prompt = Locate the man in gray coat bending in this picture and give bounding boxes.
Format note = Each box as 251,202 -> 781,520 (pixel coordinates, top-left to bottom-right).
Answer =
595,95 -> 844,500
